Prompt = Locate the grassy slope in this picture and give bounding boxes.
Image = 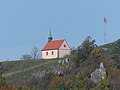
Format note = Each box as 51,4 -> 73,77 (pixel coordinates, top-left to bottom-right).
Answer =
1,59 -> 58,85
3,60 -> 56,77
2,60 -> 44,74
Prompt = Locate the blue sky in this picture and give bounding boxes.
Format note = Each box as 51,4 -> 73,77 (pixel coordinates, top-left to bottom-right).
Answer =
0,0 -> 120,61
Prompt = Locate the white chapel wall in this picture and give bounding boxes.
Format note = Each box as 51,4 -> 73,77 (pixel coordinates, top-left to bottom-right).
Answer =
42,50 -> 58,59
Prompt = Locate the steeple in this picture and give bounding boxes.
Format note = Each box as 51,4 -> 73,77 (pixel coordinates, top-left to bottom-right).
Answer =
48,29 -> 53,42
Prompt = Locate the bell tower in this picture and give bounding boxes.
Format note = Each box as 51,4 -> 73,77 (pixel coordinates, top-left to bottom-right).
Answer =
48,29 -> 53,42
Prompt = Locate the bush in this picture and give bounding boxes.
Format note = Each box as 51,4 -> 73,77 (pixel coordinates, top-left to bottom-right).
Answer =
48,76 -> 67,90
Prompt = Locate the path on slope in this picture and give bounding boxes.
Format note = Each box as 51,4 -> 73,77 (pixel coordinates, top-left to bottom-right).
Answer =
3,60 -> 56,78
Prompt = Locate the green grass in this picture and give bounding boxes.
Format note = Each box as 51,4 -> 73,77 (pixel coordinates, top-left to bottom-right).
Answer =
3,60 -> 56,77
2,60 -> 48,74
1,59 -> 59,86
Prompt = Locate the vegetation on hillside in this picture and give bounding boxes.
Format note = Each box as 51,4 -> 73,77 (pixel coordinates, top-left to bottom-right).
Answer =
0,36 -> 120,90
48,36 -> 120,90
0,62 -> 6,88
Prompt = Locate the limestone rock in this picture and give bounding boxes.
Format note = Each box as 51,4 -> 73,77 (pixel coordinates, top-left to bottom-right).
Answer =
90,62 -> 106,84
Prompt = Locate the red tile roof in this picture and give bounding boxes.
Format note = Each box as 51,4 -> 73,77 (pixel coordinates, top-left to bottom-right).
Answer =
42,39 -> 64,51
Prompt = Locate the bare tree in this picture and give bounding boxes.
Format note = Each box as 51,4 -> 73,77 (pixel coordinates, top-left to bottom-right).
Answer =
20,54 -> 32,60
31,46 -> 40,60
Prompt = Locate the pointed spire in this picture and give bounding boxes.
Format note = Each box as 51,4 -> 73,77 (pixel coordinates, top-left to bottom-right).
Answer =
49,29 -> 52,37
48,28 -> 53,42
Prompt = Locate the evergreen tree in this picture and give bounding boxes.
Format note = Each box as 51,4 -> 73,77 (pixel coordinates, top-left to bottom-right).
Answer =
76,36 -> 97,67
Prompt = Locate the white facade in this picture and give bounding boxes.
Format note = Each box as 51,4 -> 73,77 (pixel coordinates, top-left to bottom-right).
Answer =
42,50 -> 58,59
42,40 -> 71,59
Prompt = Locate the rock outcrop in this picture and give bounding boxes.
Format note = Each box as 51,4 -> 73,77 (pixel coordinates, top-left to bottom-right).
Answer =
90,62 -> 106,83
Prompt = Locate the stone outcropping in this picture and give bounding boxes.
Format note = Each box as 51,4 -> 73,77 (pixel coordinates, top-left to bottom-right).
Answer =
90,62 -> 106,84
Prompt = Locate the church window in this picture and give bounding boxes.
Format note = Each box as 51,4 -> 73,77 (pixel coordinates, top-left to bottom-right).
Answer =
46,52 -> 48,55
52,51 -> 54,55
64,45 -> 66,47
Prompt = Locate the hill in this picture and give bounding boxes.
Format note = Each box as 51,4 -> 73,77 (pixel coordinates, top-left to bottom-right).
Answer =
1,37 -> 120,90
